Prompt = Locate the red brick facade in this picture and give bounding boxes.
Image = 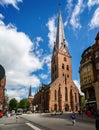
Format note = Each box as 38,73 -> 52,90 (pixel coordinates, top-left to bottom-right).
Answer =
49,43 -> 79,112
33,10 -> 79,112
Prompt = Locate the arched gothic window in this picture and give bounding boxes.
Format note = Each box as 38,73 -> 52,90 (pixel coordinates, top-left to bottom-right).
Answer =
62,64 -> 64,69
54,90 -> 57,101
65,87 -> 68,101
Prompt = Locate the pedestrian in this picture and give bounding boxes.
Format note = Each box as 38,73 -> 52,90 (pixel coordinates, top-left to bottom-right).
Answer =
95,112 -> 99,130
71,112 -> 76,126
86,110 -> 92,117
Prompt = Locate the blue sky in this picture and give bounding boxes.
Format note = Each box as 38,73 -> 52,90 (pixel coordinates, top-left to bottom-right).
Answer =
0,0 -> 99,101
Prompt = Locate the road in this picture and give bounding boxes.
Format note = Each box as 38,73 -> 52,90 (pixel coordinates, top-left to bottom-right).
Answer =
21,113 -> 96,130
0,113 -> 96,130
0,115 -> 42,130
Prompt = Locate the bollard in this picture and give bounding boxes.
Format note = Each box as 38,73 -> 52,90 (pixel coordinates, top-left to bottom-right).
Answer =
16,115 -> 18,123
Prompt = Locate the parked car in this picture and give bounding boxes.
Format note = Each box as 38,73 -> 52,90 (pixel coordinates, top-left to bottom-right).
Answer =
0,110 -> 3,118
26,111 -> 32,114
16,108 -> 23,115
11,110 -> 15,116
6,111 -> 11,117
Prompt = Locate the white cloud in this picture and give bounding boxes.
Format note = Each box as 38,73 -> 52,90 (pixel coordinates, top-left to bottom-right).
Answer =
67,0 -> 73,11
64,21 -> 68,27
0,13 -> 5,26
89,7 -> 99,29
8,88 -> 26,101
67,0 -> 73,17
70,0 -> 84,29
34,36 -> 43,50
88,0 -> 99,8
46,15 -> 57,50
74,80 -> 84,95
0,0 -> 22,10
42,55 -> 51,73
64,0 -> 73,27
33,36 -> 45,60
0,13 -> 4,19
0,18 -> 45,99
39,74 -> 48,79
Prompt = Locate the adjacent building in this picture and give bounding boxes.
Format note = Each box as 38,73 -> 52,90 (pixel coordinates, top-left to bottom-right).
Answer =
79,32 -> 99,111
0,64 -> 6,110
33,9 -> 79,112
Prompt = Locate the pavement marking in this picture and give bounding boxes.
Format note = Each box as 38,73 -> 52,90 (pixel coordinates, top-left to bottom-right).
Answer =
26,123 -> 42,130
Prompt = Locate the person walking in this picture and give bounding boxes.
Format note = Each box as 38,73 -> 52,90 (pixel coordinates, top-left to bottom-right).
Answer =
71,112 -> 76,126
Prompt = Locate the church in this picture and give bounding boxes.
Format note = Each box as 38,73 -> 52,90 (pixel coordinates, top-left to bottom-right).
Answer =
33,9 -> 79,112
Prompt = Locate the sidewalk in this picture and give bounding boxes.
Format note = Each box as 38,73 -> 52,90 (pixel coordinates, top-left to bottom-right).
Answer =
41,112 -> 95,124
75,113 -> 95,123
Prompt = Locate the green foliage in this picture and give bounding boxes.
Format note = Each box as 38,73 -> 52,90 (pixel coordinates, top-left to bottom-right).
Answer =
81,95 -> 86,108
9,98 -> 18,111
18,98 -> 30,111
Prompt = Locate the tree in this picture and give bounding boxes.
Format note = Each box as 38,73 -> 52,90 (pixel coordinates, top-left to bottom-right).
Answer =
9,98 -> 18,111
18,98 -> 30,111
81,95 -> 86,108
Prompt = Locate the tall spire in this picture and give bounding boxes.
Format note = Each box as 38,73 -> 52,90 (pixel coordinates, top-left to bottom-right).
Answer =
28,85 -> 32,97
56,6 -> 66,50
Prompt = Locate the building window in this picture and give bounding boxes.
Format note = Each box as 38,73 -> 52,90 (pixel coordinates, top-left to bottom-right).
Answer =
88,76 -> 91,83
67,65 -> 69,70
97,74 -> 99,81
83,67 -> 87,73
95,51 -> 99,58
65,87 -> 68,101
52,67 -> 54,73
64,57 -> 66,61
62,64 -> 64,69
65,74 -> 66,84
96,62 -> 99,70
54,90 -> 57,101
87,65 -> 90,72
55,65 -> 57,71
74,93 -> 77,102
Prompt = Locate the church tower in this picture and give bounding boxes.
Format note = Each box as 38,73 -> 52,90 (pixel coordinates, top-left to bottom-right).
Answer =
28,85 -> 33,111
49,9 -> 79,112
28,85 -> 32,98
51,9 -> 72,83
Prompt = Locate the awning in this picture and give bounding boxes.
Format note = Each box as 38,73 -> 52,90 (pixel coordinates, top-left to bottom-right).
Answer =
86,100 -> 96,103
